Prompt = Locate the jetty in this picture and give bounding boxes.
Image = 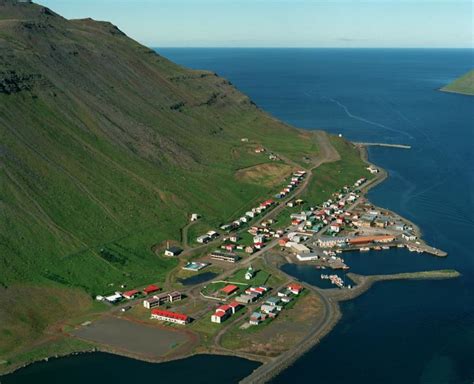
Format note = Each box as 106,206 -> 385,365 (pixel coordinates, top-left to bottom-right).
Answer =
353,142 -> 412,149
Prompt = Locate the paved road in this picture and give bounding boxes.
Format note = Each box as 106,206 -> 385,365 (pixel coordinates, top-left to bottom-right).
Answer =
239,255 -> 338,384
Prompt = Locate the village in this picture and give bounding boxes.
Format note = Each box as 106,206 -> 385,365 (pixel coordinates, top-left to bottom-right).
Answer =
93,158 -> 445,329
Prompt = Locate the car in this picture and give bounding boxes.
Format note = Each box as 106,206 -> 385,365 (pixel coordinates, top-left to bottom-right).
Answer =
121,306 -> 132,312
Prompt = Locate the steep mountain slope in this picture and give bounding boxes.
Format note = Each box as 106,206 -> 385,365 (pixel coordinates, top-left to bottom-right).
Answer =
441,69 -> 474,96
0,0 -> 319,296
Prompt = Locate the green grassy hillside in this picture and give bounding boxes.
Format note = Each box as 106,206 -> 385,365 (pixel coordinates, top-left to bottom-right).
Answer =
441,69 -> 474,96
0,0 -> 320,295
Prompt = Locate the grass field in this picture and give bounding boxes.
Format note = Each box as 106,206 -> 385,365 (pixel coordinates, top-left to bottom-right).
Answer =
302,136 -> 373,204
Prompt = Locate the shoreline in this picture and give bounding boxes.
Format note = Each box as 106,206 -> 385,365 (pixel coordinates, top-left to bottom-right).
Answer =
0,140 -> 454,381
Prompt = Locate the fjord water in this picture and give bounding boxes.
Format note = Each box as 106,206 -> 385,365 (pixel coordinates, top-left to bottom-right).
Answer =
5,49 -> 473,383
161,48 -> 474,383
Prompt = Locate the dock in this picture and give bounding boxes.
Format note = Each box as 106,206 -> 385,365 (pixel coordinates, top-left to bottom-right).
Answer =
353,142 -> 412,149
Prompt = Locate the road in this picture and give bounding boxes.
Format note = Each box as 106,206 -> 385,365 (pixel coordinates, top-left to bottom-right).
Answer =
239,255 -> 339,384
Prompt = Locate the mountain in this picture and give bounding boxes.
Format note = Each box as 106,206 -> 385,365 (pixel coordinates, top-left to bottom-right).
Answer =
0,0 -> 330,357
441,69 -> 474,96
1,0 -> 319,288
0,0 -> 373,365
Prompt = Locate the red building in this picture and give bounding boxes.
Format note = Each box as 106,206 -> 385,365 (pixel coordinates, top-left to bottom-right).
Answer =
221,284 -> 239,295
151,309 -> 189,325
143,284 -> 160,295
123,289 -> 139,299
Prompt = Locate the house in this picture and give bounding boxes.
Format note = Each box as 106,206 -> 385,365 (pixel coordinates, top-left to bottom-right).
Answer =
169,291 -> 182,302
277,288 -> 291,297
221,284 -> 239,296
329,223 -> 341,233
211,304 -> 232,323
197,235 -> 211,244
143,284 -> 160,295
207,230 -> 219,239
280,295 -> 292,303
249,312 -> 265,325
254,242 -> 264,250
123,289 -> 139,300
164,246 -> 183,257
288,283 -> 304,295
224,244 -> 236,252
278,238 -> 289,247
235,294 -> 258,304
246,211 -> 256,218
190,213 -> 200,222
265,296 -> 282,310
210,251 -> 240,263
230,235 -> 239,243
143,297 -> 161,309
151,309 -> 189,325
151,292 -> 171,306
260,199 -> 274,208
260,304 -> 278,317
245,286 -> 266,296
245,246 -> 255,254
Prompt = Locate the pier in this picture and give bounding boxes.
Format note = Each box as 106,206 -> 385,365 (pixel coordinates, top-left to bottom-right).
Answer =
353,142 -> 412,149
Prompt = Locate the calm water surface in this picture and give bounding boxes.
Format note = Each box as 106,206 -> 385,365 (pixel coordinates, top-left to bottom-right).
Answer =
5,49 -> 473,383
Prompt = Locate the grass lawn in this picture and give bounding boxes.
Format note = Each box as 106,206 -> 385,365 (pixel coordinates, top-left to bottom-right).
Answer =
227,268 -> 270,286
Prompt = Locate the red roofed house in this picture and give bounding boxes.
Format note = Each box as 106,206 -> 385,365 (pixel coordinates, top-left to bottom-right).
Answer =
287,283 -> 304,295
123,289 -> 139,299
260,199 -> 274,208
151,309 -> 189,325
246,287 -> 266,296
211,304 -> 232,323
221,284 -> 239,296
143,284 -> 160,295
278,238 -> 289,247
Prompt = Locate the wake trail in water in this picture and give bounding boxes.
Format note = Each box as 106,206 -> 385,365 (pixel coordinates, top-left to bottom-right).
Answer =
327,97 -> 415,140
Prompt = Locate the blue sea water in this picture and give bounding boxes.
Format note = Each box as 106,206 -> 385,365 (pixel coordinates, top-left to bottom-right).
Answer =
4,49 -> 473,383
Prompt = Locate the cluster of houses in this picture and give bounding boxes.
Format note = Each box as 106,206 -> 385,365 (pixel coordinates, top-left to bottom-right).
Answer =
220,199 -> 276,233
275,170 -> 306,199
249,283 -> 303,325
235,285 -> 270,304
96,284 -> 161,304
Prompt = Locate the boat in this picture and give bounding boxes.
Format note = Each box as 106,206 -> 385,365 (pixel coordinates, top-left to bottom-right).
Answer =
360,247 -> 370,252
382,246 -> 390,250
397,244 -> 405,248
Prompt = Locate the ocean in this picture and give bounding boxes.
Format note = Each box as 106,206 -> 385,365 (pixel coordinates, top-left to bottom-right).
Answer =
4,49 -> 473,383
